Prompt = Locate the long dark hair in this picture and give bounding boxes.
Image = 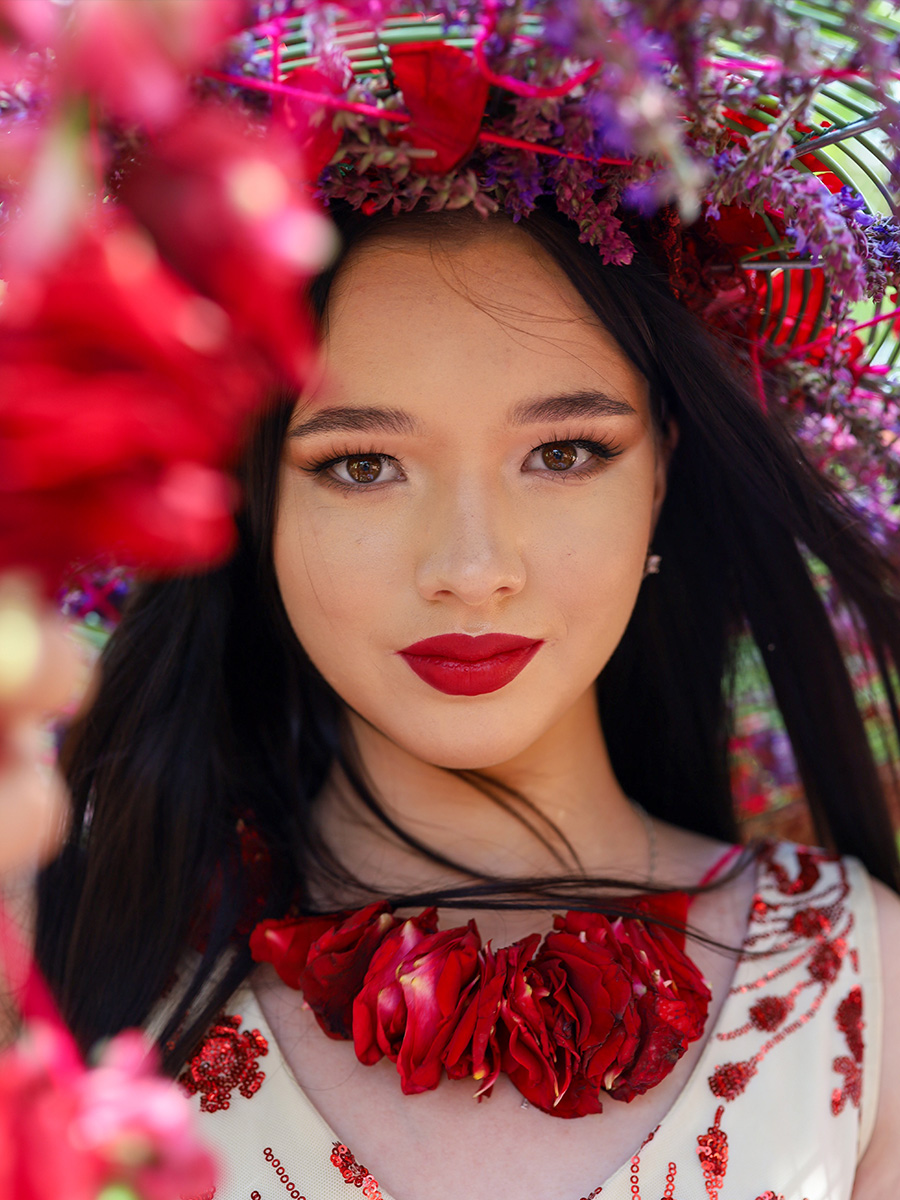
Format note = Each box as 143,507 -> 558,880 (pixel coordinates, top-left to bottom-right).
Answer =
36,202 -> 900,1071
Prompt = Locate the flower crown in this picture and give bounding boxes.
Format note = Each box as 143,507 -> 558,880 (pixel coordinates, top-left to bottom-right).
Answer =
216,0 -> 900,535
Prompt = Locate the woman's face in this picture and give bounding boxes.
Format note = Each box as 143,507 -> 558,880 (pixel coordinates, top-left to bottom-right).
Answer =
274,222 -> 670,770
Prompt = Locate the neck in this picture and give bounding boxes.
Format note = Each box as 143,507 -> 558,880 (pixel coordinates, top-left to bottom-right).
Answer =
312,688 -> 651,905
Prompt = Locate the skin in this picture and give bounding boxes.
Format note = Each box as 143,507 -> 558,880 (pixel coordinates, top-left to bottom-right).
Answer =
263,221 -> 900,1198
274,220 -> 673,892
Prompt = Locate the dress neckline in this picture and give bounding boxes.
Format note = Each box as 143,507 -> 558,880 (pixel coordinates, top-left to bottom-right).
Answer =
246,842 -> 765,1200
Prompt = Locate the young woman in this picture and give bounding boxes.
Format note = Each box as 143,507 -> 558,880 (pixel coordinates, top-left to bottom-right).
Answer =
33,200 -> 900,1198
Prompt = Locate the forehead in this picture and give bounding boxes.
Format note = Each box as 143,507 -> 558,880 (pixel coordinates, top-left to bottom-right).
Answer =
306,223 -> 649,421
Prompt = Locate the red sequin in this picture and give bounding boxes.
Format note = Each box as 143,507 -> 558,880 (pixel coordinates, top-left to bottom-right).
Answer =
807,938 -> 845,983
766,848 -> 821,895
708,1059 -> 757,1100
751,896 -> 769,919
789,907 -> 831,938
178,1013 -> 268,1113
831,1055 -> 862,1115
696,1106 -> 728,1200
331,1141 -> 385,1200
835,986 -> 864,1062
748,995 -> 792,1032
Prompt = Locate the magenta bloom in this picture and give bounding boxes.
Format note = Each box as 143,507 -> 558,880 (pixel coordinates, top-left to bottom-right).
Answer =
0,1021 -> 217,1200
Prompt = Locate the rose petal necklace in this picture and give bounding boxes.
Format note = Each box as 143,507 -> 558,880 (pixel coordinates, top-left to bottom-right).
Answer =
249,838 -> 739,1119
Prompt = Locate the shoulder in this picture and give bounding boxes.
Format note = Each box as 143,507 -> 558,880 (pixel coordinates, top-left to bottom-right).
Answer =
851,876 -> 900,1197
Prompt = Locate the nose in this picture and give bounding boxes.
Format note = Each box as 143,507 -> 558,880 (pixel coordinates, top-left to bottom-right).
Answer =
415,477 -> 526,606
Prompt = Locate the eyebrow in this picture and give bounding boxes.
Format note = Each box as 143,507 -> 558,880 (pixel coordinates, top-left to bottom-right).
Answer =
509,391 -> 636,425
287,406 -> 422,439
287,390 -> 636,440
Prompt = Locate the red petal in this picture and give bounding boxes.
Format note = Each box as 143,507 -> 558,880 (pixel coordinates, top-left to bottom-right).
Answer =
249,915 -> 337,986
282,66 -> 344,178
390,43 -> 489,175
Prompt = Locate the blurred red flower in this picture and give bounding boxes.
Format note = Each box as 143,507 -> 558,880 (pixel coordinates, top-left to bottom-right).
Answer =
0,218 -> 272,587
119,106 -> 336,384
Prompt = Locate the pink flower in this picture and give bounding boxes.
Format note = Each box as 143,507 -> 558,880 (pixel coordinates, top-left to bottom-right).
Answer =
0,1025 -> 100,1200
119,107 -> 336,384
0,0 -> 242,127
0,1022 -> 216,1200
74,1032 -> 217,1200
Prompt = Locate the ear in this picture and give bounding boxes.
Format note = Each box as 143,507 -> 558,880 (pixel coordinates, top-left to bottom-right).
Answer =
650,418 -> 679,535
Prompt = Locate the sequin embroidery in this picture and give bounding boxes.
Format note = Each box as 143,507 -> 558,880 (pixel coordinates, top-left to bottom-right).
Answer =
178,1012 -> 269,1113
836,986 -> 864,1061
264,1146 -> 306,1199
753,1194 -> 810,1200
710,845 -> 854,1104
830,984 -> 864,1116
748,995 -> 792,1032
331,1141 -> 386,1200
696,1106 -> 728,1200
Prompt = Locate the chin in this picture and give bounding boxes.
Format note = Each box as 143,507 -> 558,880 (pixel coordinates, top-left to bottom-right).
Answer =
383,714 -> 550,772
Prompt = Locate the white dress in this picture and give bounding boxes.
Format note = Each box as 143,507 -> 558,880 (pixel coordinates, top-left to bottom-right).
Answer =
178,842 -> 881,1200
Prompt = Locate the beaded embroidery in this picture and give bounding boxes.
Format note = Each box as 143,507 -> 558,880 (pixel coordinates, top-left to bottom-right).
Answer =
178,1012 -> 269,1113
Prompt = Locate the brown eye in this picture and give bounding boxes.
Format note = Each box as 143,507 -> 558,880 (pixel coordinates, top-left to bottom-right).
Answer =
346,456 -> 383,483
541,442 -> 578,471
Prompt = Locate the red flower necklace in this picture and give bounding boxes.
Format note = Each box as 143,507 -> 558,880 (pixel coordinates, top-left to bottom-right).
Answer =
250,887 -> 713,1119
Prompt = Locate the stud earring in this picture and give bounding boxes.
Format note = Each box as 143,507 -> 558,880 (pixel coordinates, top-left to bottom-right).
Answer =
642,552 -> 661,579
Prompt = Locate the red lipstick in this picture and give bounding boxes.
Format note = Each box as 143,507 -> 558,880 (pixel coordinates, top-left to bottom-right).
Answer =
397,634 -> 544,696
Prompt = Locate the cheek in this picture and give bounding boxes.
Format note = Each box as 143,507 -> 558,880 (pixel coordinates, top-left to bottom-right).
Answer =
273,481 -> 404,665
532,471 -> 654,637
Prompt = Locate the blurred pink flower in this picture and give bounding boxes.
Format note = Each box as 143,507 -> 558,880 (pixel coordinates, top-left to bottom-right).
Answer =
0,1021 -> 216,1200
0,0 -> 243,127
75,1031 -> 218,1200
0,1024 -> 100,1200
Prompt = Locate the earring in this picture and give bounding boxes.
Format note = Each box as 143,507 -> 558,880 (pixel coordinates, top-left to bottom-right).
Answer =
642,552 -> 661,580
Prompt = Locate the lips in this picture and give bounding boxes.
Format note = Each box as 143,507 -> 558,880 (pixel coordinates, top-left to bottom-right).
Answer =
397,633 -> 544,697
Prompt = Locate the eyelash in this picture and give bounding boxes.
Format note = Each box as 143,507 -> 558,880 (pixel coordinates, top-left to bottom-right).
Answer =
302,434 -> 624,493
